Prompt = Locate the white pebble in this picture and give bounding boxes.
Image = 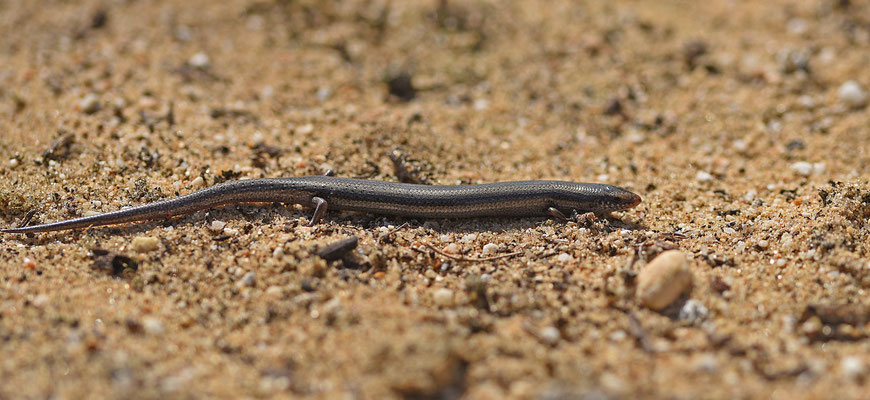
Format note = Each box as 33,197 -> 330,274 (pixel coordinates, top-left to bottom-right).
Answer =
439,234 -> 451,242
433,288 -> 454,306
443,243 -> 460,254
790,161 -> 813,176
460,234 -> 477,243
272,246 -> 284,258
210,220 -> 226,232
637,250 -> 693,310
241,272 -> 256,287
473,98 -> 489,110
744,189 -> 757,202
678,299 -> 709,323
131,236 -> 160,253
142,317 -> 164,335
8,158 -> 19,168
316,87 -> 332,101
188,52 -> 210,68
838,80 -> 867,108
539,326 -> 560,345
695,170 -> 714,182
252,131 -> 265,144
786,18 -> 808,35
840,356 -> 867,381
79,93 -> 100,114
482,243 -> 499,255
191,176 -> 205,187
693,353 -> 719,373
297,124 -> 314,134
223,227 -> 240,236
732,139 -> 748,152
557,253 -> 572,263
173,180 -> 182,190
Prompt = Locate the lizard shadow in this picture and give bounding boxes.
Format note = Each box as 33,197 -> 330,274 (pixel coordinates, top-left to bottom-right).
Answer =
4,203 -> 646,245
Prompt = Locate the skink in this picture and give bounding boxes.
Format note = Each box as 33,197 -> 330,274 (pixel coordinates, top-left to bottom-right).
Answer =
0,176 -> 641,233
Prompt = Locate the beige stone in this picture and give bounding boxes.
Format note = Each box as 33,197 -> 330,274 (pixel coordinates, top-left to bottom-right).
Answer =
637,250 -> 693,310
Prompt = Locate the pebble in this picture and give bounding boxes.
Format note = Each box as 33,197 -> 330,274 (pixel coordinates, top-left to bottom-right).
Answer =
241,272 -> 256,287
678,299 -> 709,323
838,80 -> 867,108
191,176 -> 205,188
433,288 -> 454,306
272,246 -> 284,258
790,161 -> 825,176
210,220 -> 226,232
297,124 -> 314,135
460,234 -> 477,243
316,87 -> 332,101
188,52 -> 210,68
539,326 -> 560,345
695,170 -> 714,182
223,227 -> 240,236
840,356 -> 867,381
8,158 -> 18,168
637,250 -> 694,310
131,236 -> 160,253
556,253 -> 572,263
477,244 -> 497,257
23,257 -> 36,270
79,93 -> 101,114
142,317 -> 164,335
443,243 -> 460,254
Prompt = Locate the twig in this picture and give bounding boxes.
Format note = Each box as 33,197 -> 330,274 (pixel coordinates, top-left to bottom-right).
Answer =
416,242 -> 522,262
377,222 -> 409,243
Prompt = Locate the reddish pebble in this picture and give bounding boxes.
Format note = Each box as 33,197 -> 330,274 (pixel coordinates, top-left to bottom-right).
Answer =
23,257 -> 36,270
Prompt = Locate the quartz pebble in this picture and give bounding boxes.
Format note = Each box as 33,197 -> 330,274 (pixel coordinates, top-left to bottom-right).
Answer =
241,272 -> 256,287
482,243 -> 498,255
433,288 -> 454,306
838,80 -> 867,108
840,356 -> 867,381
695,170 -> 714,182
637,250 -> 693,310
131,236 -> 160,253
188,52 -> 210,68
539,326 -> 560,345
678,299 -> 709,323
142,317 -> 165,335
210,220 -> 226,232
790,161 -> 825,176
79,94 -> 101,114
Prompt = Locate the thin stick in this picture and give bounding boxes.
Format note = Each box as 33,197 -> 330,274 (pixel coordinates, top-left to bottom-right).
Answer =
416,242 -> 522,262
377,222 -> 409,243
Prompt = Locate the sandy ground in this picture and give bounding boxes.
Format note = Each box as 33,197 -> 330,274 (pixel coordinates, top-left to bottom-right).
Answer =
1,0 -> 869,398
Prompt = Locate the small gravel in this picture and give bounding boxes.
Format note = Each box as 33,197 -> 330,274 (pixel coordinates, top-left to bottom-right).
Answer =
131,236 -> 160,253
838,81 -> 867,108
142,317 -> 165,335
696,170 -> 714,182
241,272 -> 256,287
539,326 -> 560,345
482,243 -> 499,255
432,288 -> 454,306
188,52 -> 210,68
840,357 -> 867,381
79,94 -> 100,114
210,220 -> 226,232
